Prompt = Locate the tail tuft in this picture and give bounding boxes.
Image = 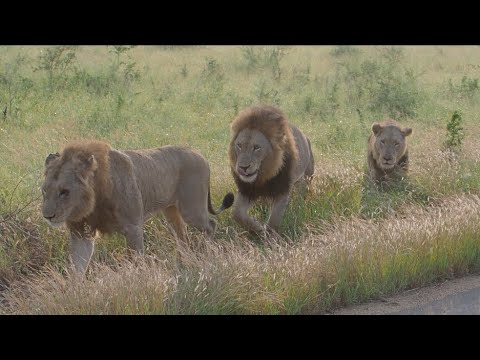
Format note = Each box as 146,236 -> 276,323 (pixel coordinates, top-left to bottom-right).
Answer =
222,192 -> 235,210
208,191 -> 235,215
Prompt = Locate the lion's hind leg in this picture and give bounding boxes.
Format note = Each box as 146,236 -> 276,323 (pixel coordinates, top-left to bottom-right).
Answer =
176,174 -> 216,238
123,224 -> 145,255
179,206 -> 216,238
163,206 -> 188,241
163,206 -> 190,263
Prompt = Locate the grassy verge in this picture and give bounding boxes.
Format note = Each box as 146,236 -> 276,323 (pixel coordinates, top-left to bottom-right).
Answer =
3,194 -> 480,314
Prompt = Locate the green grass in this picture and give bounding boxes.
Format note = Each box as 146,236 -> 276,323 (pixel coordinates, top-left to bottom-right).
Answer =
2,45 -> 480,314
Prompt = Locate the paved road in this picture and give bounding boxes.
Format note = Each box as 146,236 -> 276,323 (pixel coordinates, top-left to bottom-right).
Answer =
331,273 -> 480,315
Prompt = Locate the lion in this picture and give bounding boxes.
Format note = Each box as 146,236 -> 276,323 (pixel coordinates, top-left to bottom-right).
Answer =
228,105 -> 314,234
367,119 -> 413,183
41,140 -> 234,274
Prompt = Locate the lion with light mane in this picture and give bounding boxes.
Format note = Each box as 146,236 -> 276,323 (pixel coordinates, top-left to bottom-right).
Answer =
41,140 -> 234,274
368,119 -> 413,183
228,105 -> 314,234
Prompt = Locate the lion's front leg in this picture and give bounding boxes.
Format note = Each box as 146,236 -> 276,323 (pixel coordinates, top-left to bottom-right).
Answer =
267,193 -> 290,232
395,153 -> 409,180
367,153 -> 380,182
122,224 -> 145,255
69,232 -> 95,275
232,192 -> 265,234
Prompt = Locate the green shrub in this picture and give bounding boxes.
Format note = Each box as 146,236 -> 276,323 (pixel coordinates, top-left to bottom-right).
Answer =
448,76 -> 479,99
34,46 -> 78,90
337,47 -> 422,119
0,53 -> 34,121
444,110 -> 465,151
330,45 -> 361,57
240,46 -> 288,80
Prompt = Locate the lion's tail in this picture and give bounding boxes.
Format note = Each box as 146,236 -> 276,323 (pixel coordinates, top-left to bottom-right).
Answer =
208,189 -> 234,215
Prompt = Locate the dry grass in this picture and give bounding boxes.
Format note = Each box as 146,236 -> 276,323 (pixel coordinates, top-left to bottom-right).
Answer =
3,194 -> 480,315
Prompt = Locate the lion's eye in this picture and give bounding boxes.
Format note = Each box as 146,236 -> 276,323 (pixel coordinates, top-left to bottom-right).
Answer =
59,189 -> 70,198
253,145 -> 261,151
380,140 -> 385,145
395,143 -> 399,147
236,143 -> 242,150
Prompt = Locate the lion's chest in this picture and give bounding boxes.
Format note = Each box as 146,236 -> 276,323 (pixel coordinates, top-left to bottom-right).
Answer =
233,156 -> 293,201
86,200 -> 121,234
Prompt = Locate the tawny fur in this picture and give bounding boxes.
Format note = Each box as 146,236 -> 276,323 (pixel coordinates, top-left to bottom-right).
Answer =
367,119 -> 412,183
42,140 -> 233,274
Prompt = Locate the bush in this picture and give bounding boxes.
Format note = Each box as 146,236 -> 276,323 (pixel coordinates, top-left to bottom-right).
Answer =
444,110 -> 465,151
240,46 -> 288,80
34,46 -> 78,90
71,46 -> 141,96
330,45 -> 361,57
0,53 -> 34,121
448,76 -> 479,99
108,46 -> 141,85
337,47 -> 422,119
200,57 -> 225,94
253,79 -> 281,105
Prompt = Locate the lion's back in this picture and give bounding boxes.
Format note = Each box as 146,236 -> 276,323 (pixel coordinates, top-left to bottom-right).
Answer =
115,146 -> 210,215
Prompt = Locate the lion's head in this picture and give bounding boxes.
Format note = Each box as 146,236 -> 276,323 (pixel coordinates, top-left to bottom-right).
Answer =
228,105 -> 299,186
371,120 -> 412,170
41,141 -> 112,227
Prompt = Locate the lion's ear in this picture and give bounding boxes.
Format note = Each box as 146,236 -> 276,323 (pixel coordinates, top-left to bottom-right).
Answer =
402,127 -> 413,137
371,123 -> 383,135
84,154 -> 98,172
75,154 -> 98,177
45,152 -> 60,167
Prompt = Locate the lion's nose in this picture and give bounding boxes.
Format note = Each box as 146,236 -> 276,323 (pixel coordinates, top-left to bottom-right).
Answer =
44,214 -> 55,221
383,155 -> 393,161
239,165 -> 250,172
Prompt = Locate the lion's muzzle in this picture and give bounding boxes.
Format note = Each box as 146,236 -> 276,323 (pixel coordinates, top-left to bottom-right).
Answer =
43,216 -> 65,228
236,164 -> 259,183
381,155 -> 395,169
237,165 -> 257,177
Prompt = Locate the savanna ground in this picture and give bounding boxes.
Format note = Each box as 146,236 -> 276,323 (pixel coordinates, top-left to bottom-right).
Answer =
1,45 -> 480,314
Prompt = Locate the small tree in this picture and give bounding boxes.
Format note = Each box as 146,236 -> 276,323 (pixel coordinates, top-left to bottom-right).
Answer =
108,45 -> 140,84
0,53 -> 34,121
35,46 -> 77,89
444,110 -> 465,152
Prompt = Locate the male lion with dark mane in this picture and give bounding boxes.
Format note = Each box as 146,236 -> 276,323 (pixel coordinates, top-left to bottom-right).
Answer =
228,105 -> 314,234
368,119 -> 413,183
41,140 -> 234,274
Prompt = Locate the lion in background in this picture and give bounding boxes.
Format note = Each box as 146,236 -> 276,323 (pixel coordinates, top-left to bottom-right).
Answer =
41,140 -> 234,274
228,105 -> 314,234
368,119 -> 413,183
